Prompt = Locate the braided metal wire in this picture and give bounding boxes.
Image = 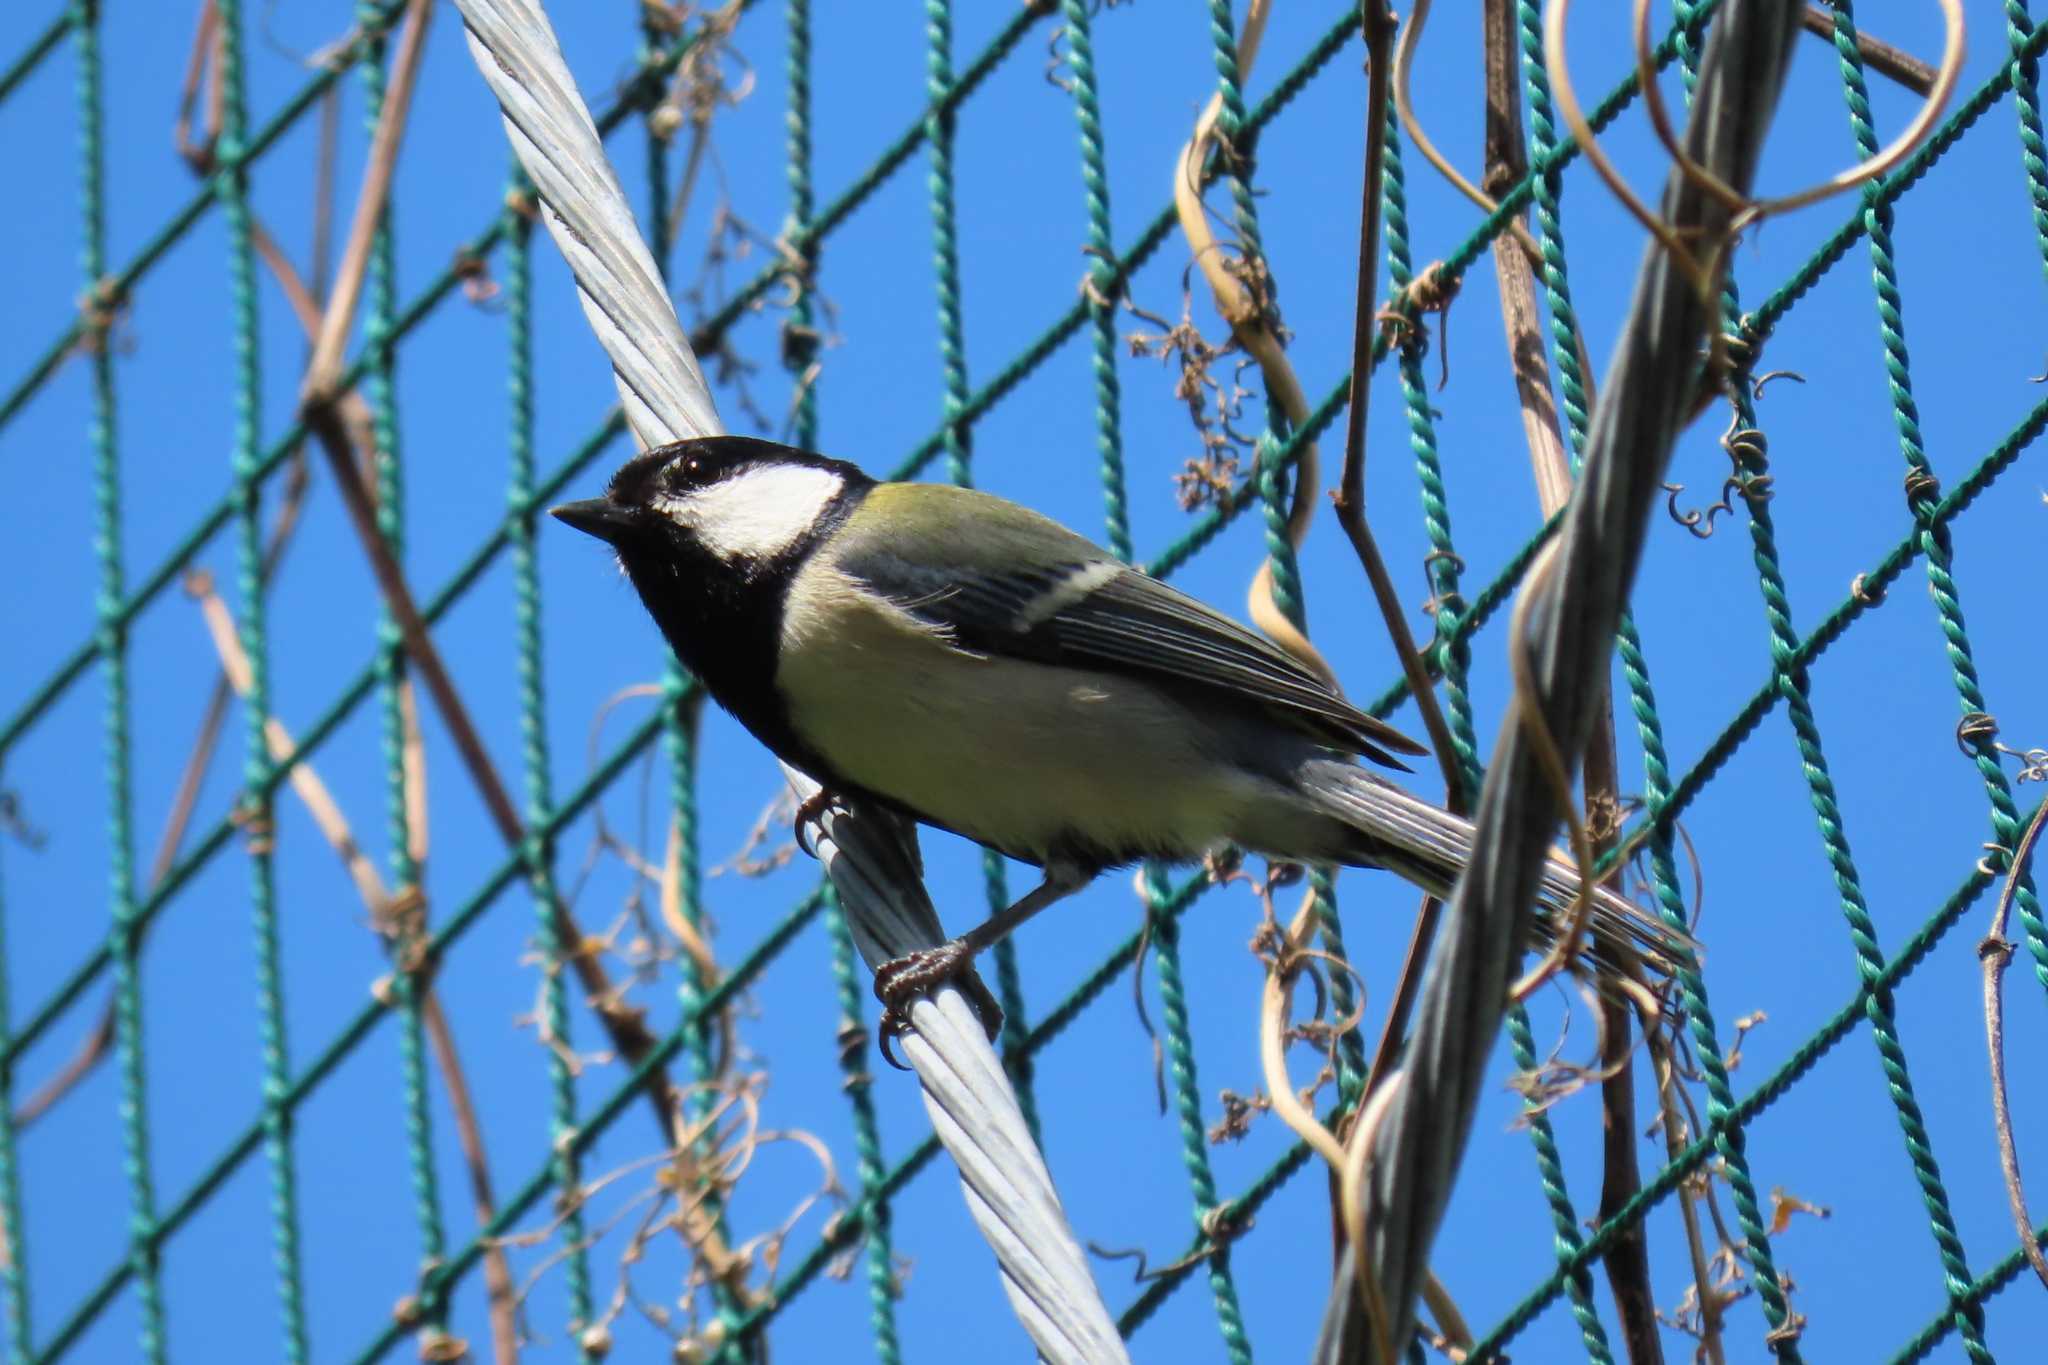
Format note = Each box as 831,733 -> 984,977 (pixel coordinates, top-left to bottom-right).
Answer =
1525,15 -> 1777,1359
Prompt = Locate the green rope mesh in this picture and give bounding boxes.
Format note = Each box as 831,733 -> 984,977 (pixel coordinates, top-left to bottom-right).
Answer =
0,853 -> 25,1362
74,0 -> 167,1356
511,182 -> 600,1352
4,0 -> 2047,1361
360,10 -> 451,1350
216,0 -> 312,1355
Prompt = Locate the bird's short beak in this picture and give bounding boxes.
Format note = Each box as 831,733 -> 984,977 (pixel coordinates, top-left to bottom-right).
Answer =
550,499 -> 638,544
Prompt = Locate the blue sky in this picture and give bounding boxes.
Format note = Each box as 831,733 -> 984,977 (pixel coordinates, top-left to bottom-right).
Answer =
2,1 -> 2045,1362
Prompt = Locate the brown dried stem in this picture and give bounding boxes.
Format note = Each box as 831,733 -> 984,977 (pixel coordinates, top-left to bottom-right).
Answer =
1170,0 -> 1336,683
31,14 -> 519,1352
185,570 -> 522,1361
1344,0 -> 1465,1119
1980,795 -> 2048,1292
1328,8 -> 1490,1356
422,991 -> 522,1365
1328,1 -> 1460,806
1174,12 -> 1449,1329
174,1 -> 224,168
303,0 -> 436,402
1394,0 -> 1542,268
190,573 -> 387,906
1652,1030 -> 1729,1363
1798,4 -> 1936,96
296,401 -> 681,1138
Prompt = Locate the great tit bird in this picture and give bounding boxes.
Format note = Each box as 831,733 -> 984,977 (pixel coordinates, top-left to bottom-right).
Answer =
554,436 -> 1683,1019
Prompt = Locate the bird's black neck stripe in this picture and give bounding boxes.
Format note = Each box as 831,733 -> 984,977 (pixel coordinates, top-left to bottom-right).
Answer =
614,463 -> 873,788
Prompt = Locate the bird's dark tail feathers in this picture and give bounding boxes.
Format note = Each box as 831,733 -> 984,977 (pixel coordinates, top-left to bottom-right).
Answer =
1301,759 -> 1695,980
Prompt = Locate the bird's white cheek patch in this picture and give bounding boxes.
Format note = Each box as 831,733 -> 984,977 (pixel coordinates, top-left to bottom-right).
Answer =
656,463 -> 845,562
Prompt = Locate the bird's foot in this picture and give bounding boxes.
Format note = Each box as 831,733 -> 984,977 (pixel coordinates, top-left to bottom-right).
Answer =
791,787 -> 845,860
872,942 -> 1004,1069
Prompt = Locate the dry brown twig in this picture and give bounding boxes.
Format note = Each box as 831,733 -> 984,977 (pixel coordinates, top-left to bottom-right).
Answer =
644,8 -> 840,448
1722,1010 -> 1765,1072
1798,5 -> 1938,95
188,572 -> 386,908
1316,9 -> 1514,1356
1979,786 -> 2048,1291
175,20 -> 517,1347
1546,0 -> 1965,304
1645,1018 -> 1828,1361
1253,887 -> 1400,1365
302,0 -> 435,404
681,212 -> 762,421
650,1 -> 753,253
1168,0 -> 1344,686
563,680 -> 759,1301
1394,0 -> 1543,269
501,1076 -> 818,1349
1327,0 -> 1465,805
1397,2 -> 1941,286
1126,284 -> 1260,515
95,6 -> 699,1355
295,394 -> 683,1137
707,785 -> 800,879
182,569 -> 521,1362
1246,870 -> 1476,1365
174,0 -> 224,168
1650,1037 -> 1736,1365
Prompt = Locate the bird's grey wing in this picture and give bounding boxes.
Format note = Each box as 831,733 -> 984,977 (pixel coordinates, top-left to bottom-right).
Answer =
835,545 -> 1427,770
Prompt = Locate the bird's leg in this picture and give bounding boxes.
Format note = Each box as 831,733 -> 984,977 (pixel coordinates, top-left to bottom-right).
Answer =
872,862 -> 1092,1049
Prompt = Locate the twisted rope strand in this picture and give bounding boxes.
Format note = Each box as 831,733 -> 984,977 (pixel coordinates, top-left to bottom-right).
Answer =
218,0 -> 310,1356
77,0 -> 167,1356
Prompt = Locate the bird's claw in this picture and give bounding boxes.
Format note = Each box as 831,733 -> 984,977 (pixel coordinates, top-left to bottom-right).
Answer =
872,942 -> 1004,1067
792,787 -> 844,860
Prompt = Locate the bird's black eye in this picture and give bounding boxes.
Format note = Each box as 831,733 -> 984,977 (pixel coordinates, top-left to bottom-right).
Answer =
669,452 -> 709,491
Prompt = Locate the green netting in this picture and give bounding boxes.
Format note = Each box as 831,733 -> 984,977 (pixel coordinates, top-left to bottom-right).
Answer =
2,0 -> 2045,1361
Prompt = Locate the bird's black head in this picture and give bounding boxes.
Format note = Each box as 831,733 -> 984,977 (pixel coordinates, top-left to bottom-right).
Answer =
551,435 -> 870,572
551,436 -> 873,759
